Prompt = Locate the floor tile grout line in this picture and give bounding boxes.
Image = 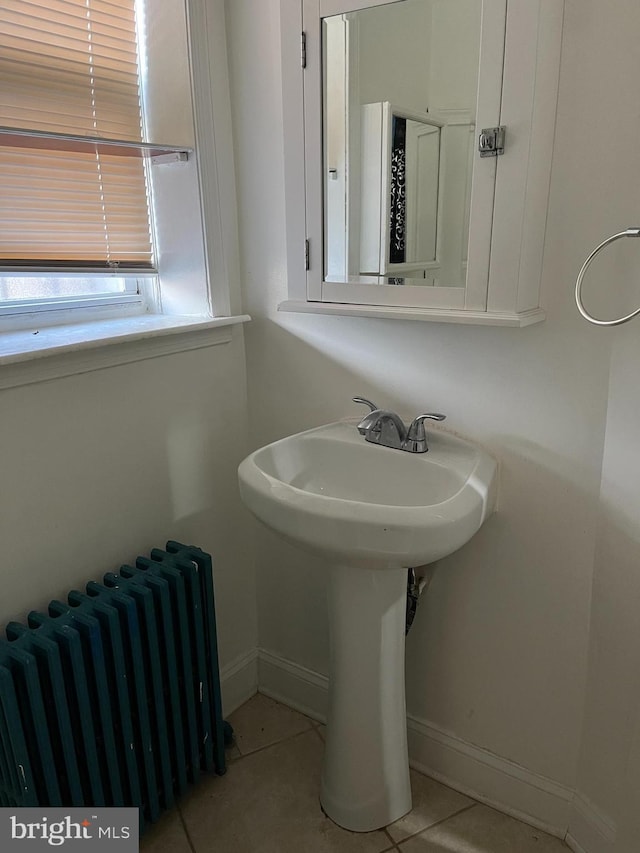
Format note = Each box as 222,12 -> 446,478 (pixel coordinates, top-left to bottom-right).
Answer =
382,827 -> 396,847
179,695 -> 570,852
231,724 -> 318,761
225,723 -> 480,850
225,699 -> 485,851
227,722 -> 479,848
393,802 -> 479,846
177,802 -> 197,853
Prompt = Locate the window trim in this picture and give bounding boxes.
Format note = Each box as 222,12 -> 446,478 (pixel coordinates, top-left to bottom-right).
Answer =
187,0 -> 243,319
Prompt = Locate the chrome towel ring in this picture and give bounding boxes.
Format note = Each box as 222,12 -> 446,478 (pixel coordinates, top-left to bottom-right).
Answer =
575,227 -> 640,326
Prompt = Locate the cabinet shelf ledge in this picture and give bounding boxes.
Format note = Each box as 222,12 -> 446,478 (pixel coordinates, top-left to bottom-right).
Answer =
278,300 -> 546,327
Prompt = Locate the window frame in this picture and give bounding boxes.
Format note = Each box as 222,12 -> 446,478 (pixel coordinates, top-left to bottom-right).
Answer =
0,0 -> 243,334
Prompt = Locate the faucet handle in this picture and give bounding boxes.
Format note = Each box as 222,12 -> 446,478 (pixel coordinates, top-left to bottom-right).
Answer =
405,413 -> 446,452
352,396 -> 379,412
407,412 -> 446,436
353,397 -> 381,437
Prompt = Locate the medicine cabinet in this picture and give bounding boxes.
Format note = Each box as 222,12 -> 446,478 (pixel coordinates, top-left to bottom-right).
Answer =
279,0 -> 564,326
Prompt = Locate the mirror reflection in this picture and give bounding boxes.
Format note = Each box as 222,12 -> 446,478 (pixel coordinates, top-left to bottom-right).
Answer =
323,0 -> 482,288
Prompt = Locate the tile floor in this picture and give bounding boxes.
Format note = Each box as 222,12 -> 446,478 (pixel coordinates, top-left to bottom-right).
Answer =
141,694 -> 570,853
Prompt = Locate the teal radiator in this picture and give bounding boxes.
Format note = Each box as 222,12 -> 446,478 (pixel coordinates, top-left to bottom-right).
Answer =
0,541 -> 228,827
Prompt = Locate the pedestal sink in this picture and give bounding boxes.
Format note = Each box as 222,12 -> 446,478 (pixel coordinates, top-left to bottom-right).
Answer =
238,419 -> 497,832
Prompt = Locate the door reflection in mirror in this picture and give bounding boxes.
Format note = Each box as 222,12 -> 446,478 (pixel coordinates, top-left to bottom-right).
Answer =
358,103 -> 443,282
323,0 -> 482,288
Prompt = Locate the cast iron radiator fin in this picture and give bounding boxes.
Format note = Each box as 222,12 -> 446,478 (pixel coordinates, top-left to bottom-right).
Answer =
0,541 -> 229,828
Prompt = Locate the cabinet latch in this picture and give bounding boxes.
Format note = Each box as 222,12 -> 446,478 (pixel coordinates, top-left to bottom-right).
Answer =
478,126 -> 506,157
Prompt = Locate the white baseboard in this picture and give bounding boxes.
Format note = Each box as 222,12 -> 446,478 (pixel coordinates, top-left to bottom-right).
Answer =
220,647 -> 259,717
406,714 -> 572,837
257,647 -> 328,722
255,646 -> 575,839
566,834 -> 590,853
219,646 -> 620,853
566,793 -> 616,853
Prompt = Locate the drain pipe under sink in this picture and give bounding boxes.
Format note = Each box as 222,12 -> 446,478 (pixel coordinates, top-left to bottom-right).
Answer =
405,566 -> 435,634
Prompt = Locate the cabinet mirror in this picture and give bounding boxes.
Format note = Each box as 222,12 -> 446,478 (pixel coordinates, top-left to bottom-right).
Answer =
280,0 -> 562,325
324,1 -> 481,290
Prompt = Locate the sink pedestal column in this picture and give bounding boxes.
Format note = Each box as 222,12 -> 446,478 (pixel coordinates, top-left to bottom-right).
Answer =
321,564 -> 412,832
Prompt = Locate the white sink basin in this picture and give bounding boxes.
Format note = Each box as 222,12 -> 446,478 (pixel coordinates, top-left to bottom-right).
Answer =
238,418 -> 498,833
238,419 -> 497,569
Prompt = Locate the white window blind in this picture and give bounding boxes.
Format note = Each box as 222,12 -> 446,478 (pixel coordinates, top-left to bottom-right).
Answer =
0,0 -> 154,271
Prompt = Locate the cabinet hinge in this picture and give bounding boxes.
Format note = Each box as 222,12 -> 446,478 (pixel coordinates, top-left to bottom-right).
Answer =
304,239 -> 310,270
301,31 -> 307,69
479,126 -> 506,157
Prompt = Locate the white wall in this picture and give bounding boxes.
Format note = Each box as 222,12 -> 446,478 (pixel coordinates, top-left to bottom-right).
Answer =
0,334 -> 258,710
355,0 -> 480,113
429,0 -> 481,112
357,0 -> 432,112
226,0 -> 618,830
564,2 -> 640,848
576,324 -> 640,853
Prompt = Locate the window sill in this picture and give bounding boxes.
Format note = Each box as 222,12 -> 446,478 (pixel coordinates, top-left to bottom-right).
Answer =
0,313 -> 251,390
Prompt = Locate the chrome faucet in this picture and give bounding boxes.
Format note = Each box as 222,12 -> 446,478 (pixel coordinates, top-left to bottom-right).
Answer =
352,396 -> 446,453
